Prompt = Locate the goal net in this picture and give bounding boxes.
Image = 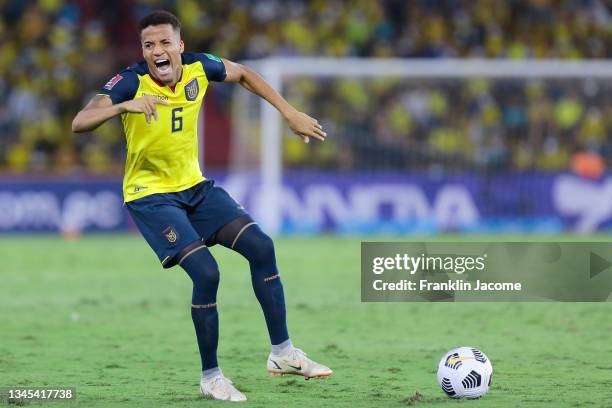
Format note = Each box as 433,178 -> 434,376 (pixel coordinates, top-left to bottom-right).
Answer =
227,58 -> 612,235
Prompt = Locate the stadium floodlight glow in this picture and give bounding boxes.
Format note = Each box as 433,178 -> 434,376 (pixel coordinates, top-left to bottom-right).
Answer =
230,58 -> 612,235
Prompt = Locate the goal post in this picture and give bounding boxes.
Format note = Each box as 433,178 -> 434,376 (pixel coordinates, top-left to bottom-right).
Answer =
230,58 -> 612,235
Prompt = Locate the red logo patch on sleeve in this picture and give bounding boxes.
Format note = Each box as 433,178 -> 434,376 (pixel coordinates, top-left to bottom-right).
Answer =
104,74 -> 123,90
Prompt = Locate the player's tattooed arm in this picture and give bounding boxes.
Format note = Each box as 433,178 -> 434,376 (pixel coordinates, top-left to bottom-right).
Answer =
72,94 -> 170,132
222,58 -> 326,144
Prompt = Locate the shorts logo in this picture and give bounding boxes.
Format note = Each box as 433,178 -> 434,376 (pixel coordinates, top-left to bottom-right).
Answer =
104,74 -> 123,90
162,226 -> 178,243
185,78 -> 199,101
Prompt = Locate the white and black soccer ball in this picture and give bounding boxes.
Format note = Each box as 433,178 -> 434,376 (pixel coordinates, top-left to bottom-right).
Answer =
437,347 -> 493,399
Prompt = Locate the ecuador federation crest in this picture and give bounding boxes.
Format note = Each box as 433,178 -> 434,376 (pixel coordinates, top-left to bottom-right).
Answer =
185,78 -> 199,101
162,226 -> 178,244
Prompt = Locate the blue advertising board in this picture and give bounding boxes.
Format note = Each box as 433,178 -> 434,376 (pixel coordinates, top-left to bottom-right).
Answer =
0,172 -> 610,234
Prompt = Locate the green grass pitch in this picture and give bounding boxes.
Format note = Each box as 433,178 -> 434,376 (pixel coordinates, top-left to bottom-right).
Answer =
1,235 -> 611,407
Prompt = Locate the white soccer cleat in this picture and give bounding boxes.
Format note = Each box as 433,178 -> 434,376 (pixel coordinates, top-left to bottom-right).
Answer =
267,348 -> 333,379
200,373 -> 247,402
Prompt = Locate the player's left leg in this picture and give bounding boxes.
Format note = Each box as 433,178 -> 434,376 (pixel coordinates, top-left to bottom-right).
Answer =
211,216 -> 333,379
185,183 -> 290,349
212,216 -> 288,345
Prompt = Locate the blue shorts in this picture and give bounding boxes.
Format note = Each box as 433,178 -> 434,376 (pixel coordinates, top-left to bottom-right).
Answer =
126,180 -> 248,268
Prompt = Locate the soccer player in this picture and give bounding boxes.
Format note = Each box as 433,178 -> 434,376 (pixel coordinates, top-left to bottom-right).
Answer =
72,10 -> 331,402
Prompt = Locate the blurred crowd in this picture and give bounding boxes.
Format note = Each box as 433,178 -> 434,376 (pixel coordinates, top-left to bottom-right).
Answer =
282,76 -> 611,173
0,0 -> 610,175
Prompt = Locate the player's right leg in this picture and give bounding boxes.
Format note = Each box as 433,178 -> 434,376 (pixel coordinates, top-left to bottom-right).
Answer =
125,191 -> 246,401
175,242 -> 246,402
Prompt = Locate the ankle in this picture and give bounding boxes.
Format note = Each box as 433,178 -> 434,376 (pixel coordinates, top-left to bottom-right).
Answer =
201,366 -> 222,382
271,339 -> 295,356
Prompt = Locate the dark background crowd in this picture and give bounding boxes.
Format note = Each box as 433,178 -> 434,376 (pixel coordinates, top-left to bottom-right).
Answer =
0,0 -> 610,175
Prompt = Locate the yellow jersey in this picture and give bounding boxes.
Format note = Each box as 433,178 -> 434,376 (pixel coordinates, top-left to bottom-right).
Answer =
98,53 -> 226,202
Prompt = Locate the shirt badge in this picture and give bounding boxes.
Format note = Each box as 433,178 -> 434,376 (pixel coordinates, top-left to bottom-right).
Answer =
185,78 -> 199,101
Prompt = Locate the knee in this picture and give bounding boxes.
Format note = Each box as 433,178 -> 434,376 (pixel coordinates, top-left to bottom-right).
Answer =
185,262 -> 220,292
189,263 -> 220,305
250,232 -> 275,265
179,244 -> 220,288
196,264 -> 220,287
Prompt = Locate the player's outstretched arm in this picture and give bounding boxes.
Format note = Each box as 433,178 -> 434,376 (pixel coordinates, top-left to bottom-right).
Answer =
222,58 -> 326,144
72,95 -> 170,133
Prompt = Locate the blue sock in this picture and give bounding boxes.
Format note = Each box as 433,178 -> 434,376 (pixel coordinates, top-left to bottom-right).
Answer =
180,245 -> 220,371
232,224 -> 289,345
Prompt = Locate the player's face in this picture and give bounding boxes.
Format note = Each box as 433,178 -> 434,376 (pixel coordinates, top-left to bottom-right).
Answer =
141,24 -> 184,86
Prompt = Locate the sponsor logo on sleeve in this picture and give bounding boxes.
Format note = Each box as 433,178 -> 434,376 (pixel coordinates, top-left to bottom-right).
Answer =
204,53 -> 222,62
104,74 -> 123,90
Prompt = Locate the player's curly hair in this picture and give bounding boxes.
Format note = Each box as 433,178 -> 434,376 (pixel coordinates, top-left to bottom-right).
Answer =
138,10 -> 181,35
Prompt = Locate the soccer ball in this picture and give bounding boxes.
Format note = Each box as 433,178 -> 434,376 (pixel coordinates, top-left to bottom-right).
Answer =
437,347 -> 493,399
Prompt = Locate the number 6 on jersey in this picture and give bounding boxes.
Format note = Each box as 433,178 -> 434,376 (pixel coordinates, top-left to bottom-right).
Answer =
172,107 -> 183,132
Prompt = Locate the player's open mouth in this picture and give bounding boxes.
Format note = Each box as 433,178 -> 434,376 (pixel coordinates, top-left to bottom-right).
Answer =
154,59 -> 171,74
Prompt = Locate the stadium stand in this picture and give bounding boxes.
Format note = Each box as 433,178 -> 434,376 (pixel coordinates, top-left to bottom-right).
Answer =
0,0 -> 609,174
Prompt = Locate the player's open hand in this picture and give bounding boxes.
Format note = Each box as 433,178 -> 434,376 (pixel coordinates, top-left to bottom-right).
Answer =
120,95 -> 170,124
285,110 -> 326,144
